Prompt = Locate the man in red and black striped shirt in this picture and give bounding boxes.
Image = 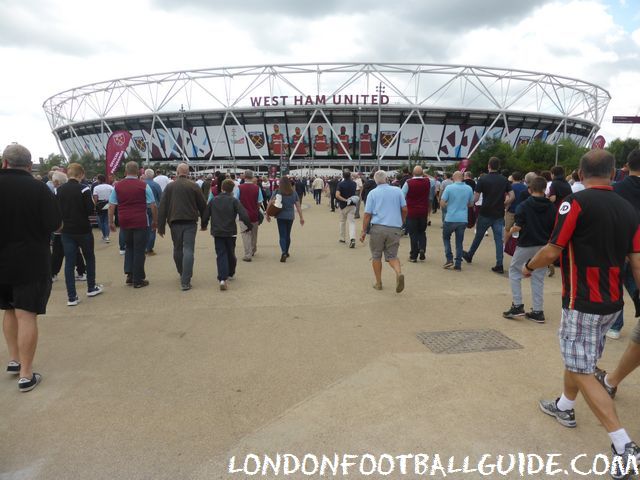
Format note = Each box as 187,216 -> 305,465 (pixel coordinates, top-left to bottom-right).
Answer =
523,150 -> 640,473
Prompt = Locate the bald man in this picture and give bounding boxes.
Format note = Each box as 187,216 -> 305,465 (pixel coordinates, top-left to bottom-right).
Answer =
157,164 -> 207,291
401,166 -> 431,262
525,150 -> 640,474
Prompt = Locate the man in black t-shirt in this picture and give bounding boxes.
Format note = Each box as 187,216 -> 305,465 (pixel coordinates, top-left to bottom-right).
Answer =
335,170 -> 358,248
462,157 -> 514,274
548,165 -> 572,209
524,150 -> 640,474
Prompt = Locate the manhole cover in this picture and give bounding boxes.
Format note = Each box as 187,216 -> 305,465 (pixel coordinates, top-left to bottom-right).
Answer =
417,329 -> 523,354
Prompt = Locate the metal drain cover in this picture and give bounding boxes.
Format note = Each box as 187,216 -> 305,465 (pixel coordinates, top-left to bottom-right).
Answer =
417,329 -> 523,354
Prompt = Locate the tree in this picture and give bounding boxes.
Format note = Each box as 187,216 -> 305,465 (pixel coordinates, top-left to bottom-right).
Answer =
40,153 -> 67,177
607,138 -> 640,167
469,137 -> 514,176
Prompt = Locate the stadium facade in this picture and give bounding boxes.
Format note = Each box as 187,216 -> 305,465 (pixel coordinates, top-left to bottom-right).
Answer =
43,63 -> 611,172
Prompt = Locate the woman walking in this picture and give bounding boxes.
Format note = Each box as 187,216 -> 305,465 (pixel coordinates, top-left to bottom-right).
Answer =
266,176 -> 304,262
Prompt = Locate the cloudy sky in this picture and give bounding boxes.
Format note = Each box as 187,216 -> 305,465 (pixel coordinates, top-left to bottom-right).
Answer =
1,0 -> 639,160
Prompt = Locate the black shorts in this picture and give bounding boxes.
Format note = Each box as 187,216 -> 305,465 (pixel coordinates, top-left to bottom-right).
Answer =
0,278 -> 53,315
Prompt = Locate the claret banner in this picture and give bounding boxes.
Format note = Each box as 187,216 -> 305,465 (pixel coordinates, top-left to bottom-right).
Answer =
105,130 -> 132,175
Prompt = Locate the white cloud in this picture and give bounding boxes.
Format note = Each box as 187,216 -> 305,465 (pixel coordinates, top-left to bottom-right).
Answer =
0,0 -> 638,159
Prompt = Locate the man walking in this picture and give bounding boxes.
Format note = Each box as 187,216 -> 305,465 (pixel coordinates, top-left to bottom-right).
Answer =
143,169 -> 163,255
440,171 -> 473,270
401,166 -> 430,262
158,163 -> 207,291
502,176 -> 556,322
335,169 -> 358,248
463,157 -> 514,273
235,170 -> 263,262
1,144 -> 61,392
328,176 -> 339,212
354,173 -> 364,219
525,150 -> 640,476
109,161 -> 157,288
360,170 -> 407,293
56,163 -> 104,306
311,176 -> 324,205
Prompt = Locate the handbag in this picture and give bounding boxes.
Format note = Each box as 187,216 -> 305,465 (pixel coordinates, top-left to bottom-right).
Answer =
504,236 -> 517,256
266,194 -> 283,217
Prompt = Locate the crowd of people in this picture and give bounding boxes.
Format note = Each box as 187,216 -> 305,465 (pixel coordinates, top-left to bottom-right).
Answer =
2,141 -> 640,477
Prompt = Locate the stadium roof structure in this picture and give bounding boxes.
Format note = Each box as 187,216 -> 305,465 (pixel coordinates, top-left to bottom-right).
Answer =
43,62 -> 611,167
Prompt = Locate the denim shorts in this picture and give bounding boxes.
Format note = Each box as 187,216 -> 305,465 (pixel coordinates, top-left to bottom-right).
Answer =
558,308 -> 621,374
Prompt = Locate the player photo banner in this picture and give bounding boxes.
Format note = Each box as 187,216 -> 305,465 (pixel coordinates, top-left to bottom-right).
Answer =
106,130 -> 132,175
591,135 -> 606,149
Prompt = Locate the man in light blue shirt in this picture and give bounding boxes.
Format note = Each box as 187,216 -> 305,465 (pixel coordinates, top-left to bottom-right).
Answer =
360,170 -> 407,293
440,171 -> 474,270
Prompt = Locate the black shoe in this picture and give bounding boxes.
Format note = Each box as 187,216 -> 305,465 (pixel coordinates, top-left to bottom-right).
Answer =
491,265 -> 505,274
242,258 -> 252,262
594,367 -> 617,399
6,360 -> 20,375
339,239 -> 346,243
18,373 -> 42,392
427,221 -> 431,226
349,239 -> 355,249
525,310 -> 546,324
462,251 -> 472,264
280,254 -> 287,263
610,441 -> 640,480
181,283 -> 192,291
453,265 -> 462,271
126,274 -> 133,286
538,398 -> 576,428
443,261 -> 454,269
134,280 -> 149,288
503,303 -> 525,319
409,258 -> 417,263
419,250 -> 426,261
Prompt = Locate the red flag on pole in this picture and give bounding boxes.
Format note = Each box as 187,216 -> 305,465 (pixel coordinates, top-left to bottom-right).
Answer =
105,130 -> 132,179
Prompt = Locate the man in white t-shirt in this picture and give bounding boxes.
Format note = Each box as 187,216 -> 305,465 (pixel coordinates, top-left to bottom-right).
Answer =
154,172 -> 170,191
92,174 -> 115,242
354,173 -> 364,219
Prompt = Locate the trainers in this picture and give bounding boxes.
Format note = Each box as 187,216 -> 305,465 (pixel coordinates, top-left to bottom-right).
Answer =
280,254 -> 287,263
75,273 -> 87,281
443,261 -> 454,269
373,282 -> 382,290
610,441 -> 640,480
7,360 -> 20,375
126,274 -> 133,286
462,251 -> 472,264
491,265 -> 505,274
594,367 -> 617,399
339,239 -> 346,243
409,258 -> 417,263
453,265 -> 462,271
146,249 -> 156,256
419,250 -> 426,261
538,398 -> 576,428
503,303 -> 525,319
349,239 -> 355,249
87,285 -> 103,297
18,373 -> 42,392
134,280 -> 149,289
181,283 -> 192,291
220,281 -> 228,291
396,274 -> 405,293
67,296 -> 80,306
104,237 -> 110,243
242,258 -> 252,262
119,250 -> 125,255
606,329 -> 621,340
525,310 -> 546,324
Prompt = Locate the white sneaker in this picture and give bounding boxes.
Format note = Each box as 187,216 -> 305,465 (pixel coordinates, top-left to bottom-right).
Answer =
606,329 -> 621,340
119,250 -> 125,255
75,273 -> 87,281
87,285 -> 104,297
67,297 -> 80,306
105,237 -> 110,243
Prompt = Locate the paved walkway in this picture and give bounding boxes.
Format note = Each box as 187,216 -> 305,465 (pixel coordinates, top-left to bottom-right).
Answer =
1,198 -> 638,479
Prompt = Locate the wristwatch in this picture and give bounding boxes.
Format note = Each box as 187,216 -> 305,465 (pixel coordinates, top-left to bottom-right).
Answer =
524,260 -> 534,272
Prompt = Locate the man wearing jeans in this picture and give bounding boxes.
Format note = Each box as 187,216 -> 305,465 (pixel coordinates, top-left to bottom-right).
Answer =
440,171 -> 473,271
56,163 -> 103,306
401,166 -> 430,262
143,169 -> 162,255
158,163 -> 206,291
109,162 -> 157,288
335,169 -> 357,248
463,157 -> 514,273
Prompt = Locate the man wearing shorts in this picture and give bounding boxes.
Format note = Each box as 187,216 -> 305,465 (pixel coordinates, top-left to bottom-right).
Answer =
1,144 -> 62,392
524,150 -> 640,477
360,170 -> 407,293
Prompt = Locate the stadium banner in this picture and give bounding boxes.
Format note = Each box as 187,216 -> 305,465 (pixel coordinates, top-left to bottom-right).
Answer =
397,124 -> 423,157
333,124 -> 353,157
311,124 -> 330,157
106,130 -> 132,175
